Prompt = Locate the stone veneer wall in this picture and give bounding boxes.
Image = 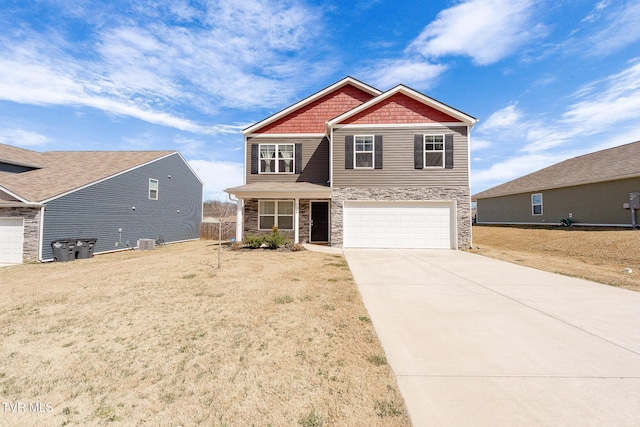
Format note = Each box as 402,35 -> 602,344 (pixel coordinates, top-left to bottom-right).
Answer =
0,207 -> 41,262
243,199 -> 311,242
330,187 -> 471,249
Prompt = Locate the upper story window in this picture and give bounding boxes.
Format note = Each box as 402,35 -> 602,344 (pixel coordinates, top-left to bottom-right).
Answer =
259,144 -> 294,173
532,193 -> 543,215
354,135 -> 374,168
424,135 -> 445,168
149,178 -> 159,200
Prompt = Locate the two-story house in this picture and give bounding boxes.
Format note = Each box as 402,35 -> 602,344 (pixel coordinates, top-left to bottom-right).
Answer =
225,77 -> 477,249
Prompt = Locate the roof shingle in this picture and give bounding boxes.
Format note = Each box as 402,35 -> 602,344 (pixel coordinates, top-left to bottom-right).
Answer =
473,141 -> 640,200
0,144 -> 175,202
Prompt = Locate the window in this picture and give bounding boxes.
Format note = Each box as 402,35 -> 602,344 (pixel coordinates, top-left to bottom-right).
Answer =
424,135 -> 445,168
354,135 -> 374,168
532,193 -> 543,215
259,200 -> 294,230
149,179 -> 158,200
259,144 -> 294,173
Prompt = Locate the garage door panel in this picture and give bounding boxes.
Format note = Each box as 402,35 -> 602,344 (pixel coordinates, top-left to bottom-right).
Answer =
343,202 -> 453,249
0,218 -> 24,264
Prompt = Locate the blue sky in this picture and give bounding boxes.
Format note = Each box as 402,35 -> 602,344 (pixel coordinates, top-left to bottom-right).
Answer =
1,0 -> 640,200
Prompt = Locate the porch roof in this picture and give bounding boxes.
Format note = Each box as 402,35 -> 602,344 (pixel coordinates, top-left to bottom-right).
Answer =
224,182 -> 331,199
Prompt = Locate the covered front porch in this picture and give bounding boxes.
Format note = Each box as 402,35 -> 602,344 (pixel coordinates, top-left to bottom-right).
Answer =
224,182 -> 332,244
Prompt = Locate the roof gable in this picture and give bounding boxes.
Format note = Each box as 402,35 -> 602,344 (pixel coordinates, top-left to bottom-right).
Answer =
473,141 -> 640,199
244,77 -> 381,135
328,84 -> 478,127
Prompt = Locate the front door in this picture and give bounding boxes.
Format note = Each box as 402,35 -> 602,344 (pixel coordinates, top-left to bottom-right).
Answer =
310,201 -> 329,242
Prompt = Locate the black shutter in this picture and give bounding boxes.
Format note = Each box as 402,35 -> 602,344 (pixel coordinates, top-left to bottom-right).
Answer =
445,134 -> 454,169
251,144 -> 258,174
414,135 -> 423,169
345,136 -> 354,169
295,143 -> 302,174
374,135 -> 383,169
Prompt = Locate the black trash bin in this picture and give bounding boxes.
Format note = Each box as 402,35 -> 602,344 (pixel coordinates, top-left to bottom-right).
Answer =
75,238 -> 97,259
51,239 -> 76,262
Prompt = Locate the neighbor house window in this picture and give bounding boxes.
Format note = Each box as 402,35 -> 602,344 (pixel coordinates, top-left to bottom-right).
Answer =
259,144 -> 294,173
532,193 -> 543,215
149,179 -> 159,200
259,200 -> 294,230
424,135 -> 445,168
354,135 -> 374,168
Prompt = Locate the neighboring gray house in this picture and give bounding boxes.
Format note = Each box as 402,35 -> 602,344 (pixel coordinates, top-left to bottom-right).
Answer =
472,141 -> 640,227
225,77 -> 478,249
0,143 -> 203,263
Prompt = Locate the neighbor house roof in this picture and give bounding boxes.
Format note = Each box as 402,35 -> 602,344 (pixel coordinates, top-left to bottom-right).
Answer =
0,144 -> 175,203
473,141 -> 640,200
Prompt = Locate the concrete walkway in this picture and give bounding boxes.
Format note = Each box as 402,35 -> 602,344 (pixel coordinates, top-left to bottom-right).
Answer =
344,249 -> 640,426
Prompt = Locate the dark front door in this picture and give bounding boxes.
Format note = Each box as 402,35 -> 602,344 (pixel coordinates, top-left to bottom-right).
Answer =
310,202 -> 329,242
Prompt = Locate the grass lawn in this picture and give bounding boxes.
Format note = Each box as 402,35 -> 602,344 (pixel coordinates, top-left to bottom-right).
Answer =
471,225 -> 640,292
0,241 -> 410,426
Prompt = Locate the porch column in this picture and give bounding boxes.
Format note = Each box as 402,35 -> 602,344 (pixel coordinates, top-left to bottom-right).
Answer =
236,198 -> 244,242
294,197 -> 300,244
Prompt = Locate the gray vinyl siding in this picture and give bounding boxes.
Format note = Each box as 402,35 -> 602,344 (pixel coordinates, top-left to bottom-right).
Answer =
0,161 -> 35,173
333,126 -> 468,187
246,136 -> 329,185
41,153 -> 202,260
476,177 -> 640,226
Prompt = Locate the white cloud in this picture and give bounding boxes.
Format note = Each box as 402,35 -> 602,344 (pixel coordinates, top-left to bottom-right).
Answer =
0,128 -> 50,147
478,104 -> 523,132
472,152 -> 565,192
368,59 -> 447,90
188,159 -> 244,202
585,2 -> 640,55
0,0 -> 326,133
408,0 -> 545,65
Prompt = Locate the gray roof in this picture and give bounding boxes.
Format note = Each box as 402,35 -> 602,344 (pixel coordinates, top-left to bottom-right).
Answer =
0,144 -> 175,203
473,141 -> 640,200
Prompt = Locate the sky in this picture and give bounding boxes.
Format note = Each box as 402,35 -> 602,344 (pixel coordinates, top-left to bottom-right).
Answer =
1,0 -> 640,200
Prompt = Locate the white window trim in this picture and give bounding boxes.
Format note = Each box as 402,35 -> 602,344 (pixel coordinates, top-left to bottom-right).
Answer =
258,143 -> 295,174
354,135 -> 375,169
532,193 -> 543,216
258,200 -> 294,230
149,178 -> 159,200
423,134 -> 445,169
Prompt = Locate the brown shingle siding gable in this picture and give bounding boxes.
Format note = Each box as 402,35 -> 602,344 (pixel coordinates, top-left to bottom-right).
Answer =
473,141 -> 640,200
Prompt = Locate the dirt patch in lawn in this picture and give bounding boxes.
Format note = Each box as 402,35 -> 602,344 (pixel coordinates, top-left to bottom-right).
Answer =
471,225 -> 640,292
0,241 -> 410,426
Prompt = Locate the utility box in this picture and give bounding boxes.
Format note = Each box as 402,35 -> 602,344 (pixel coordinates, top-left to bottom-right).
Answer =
138,239 -> 156,250
630,192 -> 640,209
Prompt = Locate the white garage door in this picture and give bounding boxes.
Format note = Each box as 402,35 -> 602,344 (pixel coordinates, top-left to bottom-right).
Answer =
343,201 -> 454,249
0,217 -> 24,264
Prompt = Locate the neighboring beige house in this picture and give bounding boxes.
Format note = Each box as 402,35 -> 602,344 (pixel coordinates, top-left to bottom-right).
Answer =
225,76 -> 478,249
473,141 -> 640,227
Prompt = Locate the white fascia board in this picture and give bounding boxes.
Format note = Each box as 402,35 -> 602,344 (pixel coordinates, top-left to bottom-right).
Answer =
243,135 -> 247,185
327,85 -> 478,127
332,122 -> 467,130
245,133 -> 326,139
242,77 -> 382,135
41,152 -> 180,203
0,185 -> 32,204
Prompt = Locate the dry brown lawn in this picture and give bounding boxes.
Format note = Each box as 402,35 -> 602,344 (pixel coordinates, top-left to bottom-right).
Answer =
471,225 -> 640,292
0,241 -> 410,426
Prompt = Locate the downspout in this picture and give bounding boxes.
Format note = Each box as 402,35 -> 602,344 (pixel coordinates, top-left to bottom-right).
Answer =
38,205 -> 45,262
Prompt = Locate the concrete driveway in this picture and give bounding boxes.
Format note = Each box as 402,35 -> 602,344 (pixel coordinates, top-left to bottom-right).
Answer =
344,249 -> 640,426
